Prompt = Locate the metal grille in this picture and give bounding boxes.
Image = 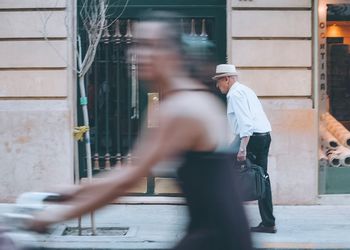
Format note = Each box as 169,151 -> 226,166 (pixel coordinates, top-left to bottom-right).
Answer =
84,19 -> 139,172
77,14 -> 222,197
80,17 -> 215,173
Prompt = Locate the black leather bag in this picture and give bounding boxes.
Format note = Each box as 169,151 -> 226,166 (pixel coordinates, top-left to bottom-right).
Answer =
235,158 -> 266,202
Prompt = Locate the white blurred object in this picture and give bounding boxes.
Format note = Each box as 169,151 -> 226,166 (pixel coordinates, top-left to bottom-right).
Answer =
16,192 -> 57,213
0,192 -> 59,249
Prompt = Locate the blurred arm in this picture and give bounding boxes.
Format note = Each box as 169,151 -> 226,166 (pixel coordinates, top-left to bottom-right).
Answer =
30,115 -> 203,230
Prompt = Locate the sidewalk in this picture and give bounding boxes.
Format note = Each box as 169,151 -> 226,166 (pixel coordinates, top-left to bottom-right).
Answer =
2,203 -> 350,249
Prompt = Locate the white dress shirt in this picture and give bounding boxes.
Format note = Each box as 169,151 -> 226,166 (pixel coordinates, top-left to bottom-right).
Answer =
226,82 -> 271,138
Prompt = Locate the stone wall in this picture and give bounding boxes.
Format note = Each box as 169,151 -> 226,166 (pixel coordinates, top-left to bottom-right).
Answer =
0,0 -> 75,201
228,0 -> 318,204
0,0 -> 320,204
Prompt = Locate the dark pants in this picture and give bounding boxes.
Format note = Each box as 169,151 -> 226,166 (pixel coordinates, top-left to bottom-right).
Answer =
246,134 -> 275,227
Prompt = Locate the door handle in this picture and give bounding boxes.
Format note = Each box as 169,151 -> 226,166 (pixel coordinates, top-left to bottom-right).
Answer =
147,93 -> 160,128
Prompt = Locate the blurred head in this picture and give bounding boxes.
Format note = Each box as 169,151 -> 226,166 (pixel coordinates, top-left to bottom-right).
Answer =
131,12 -> 217,85
132,14 -> 183,82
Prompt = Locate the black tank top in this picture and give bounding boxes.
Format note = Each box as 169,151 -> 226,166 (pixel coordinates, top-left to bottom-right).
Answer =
175,151 -> 253,250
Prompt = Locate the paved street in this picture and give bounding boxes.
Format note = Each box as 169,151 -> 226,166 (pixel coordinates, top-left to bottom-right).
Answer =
1,203 -> 350,249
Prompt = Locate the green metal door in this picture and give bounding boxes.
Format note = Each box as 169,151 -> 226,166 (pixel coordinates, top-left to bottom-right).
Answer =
77,0 -> 226,196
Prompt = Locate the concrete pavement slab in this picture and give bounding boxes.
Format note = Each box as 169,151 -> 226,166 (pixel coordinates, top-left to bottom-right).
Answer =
1,203 -> 350,249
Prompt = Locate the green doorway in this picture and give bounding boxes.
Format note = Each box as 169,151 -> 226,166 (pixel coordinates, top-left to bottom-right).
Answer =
77,0 -> 227,196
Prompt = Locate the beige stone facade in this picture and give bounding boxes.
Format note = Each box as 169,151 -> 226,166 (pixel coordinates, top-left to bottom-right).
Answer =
0,0 -> 75,201
1,0 -> 348,204
228,0 -> 318,204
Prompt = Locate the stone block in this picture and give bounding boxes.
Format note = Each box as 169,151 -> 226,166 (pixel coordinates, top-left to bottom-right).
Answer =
232,40 -> 312,67
0,0 -> 66,9
231,0 -> 311,8
0,100 -> 73,201
0,70 -> 68,97
261,98 -> 313,110
265,109 -> 318,204
239,69 -> 311,96
231,11 -> 311,37
0,41 -> 67,68
0,11 -> 67,38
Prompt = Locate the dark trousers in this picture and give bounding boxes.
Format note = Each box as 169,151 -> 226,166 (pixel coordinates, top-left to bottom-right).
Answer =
246,134 -> 275,227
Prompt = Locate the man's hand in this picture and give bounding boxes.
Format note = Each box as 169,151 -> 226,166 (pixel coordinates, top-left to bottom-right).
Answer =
237,136 -> 249,161
237,148 -> 246,161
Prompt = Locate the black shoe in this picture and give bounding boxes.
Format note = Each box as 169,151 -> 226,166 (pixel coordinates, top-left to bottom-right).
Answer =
250,222 -> 277,233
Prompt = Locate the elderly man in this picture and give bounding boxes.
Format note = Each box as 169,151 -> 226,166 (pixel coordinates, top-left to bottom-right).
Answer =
213,64 -> 276,233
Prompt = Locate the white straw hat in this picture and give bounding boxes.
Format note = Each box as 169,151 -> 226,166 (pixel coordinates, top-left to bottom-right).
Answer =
212,64 -> 238,80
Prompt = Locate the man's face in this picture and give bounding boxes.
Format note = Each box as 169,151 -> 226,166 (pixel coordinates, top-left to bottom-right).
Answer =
216,76 -> 231,94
